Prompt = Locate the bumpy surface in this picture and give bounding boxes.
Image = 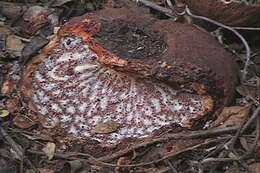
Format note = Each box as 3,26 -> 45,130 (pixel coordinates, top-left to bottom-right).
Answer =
32,37 -> 207,144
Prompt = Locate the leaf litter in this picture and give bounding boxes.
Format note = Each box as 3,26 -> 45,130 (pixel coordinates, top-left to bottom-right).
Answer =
0,0 -> 259,172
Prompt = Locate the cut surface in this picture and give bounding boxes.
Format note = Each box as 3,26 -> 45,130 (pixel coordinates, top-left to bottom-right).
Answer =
32,37 -> 210,144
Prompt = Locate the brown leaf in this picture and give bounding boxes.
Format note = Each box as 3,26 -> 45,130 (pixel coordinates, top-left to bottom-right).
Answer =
6,35 -> 24,56
13,115 -> 36,129
94,121 -> 120,134
212,105 -> 251,128
1,79 -> 16,96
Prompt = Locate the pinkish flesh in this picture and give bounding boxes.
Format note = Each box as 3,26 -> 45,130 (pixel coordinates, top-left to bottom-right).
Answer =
32,37 -> 205,144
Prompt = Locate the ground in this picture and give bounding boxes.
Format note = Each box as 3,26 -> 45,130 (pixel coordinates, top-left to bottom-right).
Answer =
0,0 -> 259,173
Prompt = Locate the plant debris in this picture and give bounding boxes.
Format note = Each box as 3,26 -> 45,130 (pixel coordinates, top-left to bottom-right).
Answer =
238,0 -> 260,5
0,0 -> 259,172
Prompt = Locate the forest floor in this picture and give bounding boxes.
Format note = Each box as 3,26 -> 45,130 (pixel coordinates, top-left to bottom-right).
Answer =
0,0 -> 259,172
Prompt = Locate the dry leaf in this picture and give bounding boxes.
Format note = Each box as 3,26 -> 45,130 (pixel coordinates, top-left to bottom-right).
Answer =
94,121 -> 120,134
42,142 -> 56,160
13,115 -> 36,129
1,80 -> 16,96
0,110 -> 9,118
212,105 -> 251,128
6,35 -> 24,56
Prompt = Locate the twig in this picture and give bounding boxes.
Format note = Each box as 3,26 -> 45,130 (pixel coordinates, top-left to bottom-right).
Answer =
165,160 -> 178,173
0,127 -> 23,159
166,0 -> 174,9
98,127 -> 237,162
203,138 -> 230,159
243,115 -> 260,158
0,127 -> 40,173
184,7 -> 251,82
226,104 -> 259,151
232,26 -> 260,30
27,127 -> 238,165
28,138 -> 228,168
241,105 -> 260,133
228,113 -> 250,150
201,154 -> 258,164
201,157 -> 239,164
136,0 -> 174,17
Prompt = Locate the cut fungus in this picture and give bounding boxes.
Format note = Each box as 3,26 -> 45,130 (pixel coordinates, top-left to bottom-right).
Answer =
19,3 -> 238,148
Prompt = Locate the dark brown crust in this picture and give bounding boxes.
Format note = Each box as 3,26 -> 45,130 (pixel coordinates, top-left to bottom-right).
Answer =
184,0 -> 260,27
58,3 -> 237,102
20,3 -> 238,154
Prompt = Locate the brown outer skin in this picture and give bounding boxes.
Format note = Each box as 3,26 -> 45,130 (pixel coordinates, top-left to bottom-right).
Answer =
183,0 -> 260,27
62,3 -> 237,106
20,3 -> 238,155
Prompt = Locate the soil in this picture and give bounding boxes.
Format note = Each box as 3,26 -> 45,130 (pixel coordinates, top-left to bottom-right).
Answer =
94,19 -> 167,60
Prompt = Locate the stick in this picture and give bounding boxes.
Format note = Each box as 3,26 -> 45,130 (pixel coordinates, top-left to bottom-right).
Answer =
241,105 -> 260,133
28,138 -> 228,168
136,0 -> 174,17
0,127 -> 40,173
98,127 -> 237,162
184,7 -> 251,82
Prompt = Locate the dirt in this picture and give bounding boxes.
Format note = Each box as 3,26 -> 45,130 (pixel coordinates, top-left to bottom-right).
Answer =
94,19 -> 167,60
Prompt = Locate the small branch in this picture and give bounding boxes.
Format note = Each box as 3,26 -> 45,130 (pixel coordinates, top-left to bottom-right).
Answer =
98,127 -> 237,162
241,105 -> 260,133
28,138 -> 228,168
201,157 -> 239,164
136,0 -> 174,17
0,127 -> 23,159
26,127 -> 238,166
165,160 -> 178,173
232,26 -> 260,30
242,114 -> 260,158
0,126 -> 40,173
